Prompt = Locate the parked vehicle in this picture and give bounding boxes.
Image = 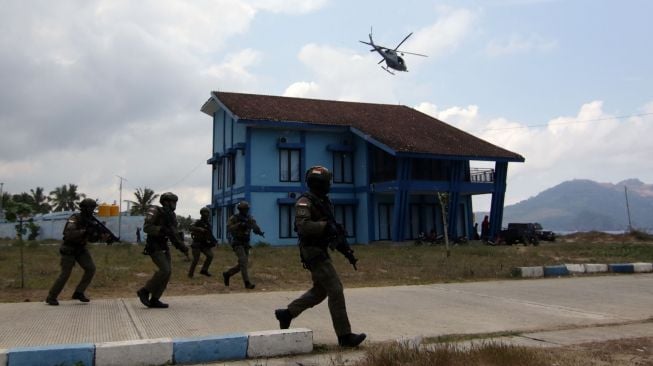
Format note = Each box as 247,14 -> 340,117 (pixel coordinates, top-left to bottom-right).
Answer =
498,223 -> 539,246
534,223 -> 556,242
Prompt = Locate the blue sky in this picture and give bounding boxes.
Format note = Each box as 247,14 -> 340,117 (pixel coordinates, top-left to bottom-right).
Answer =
0,0 -> 651,217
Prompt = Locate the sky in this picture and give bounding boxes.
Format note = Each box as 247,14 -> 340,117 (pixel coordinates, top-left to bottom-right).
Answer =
1,0 -> 652,218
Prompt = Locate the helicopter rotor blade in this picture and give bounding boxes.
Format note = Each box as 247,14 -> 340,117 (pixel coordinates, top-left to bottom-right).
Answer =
378,58 -> 385,64
393,32 -> 413,51
398,50 -> 428,57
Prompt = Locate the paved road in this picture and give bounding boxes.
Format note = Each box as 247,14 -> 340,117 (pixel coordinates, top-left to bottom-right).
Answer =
2,274 -> 653,349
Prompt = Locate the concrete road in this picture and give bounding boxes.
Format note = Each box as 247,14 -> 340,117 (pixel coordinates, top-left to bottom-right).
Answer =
1,274 -> 653,349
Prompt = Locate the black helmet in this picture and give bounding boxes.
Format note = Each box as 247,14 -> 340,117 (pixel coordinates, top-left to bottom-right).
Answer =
79,198 -> 97,210
200,207 -> 210,215
159,192 -> 178,204
237,201 -> 250,211
306,166 -> 332,194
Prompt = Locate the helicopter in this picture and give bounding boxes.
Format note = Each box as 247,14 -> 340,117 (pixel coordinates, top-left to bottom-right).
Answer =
360,29 -> 428,75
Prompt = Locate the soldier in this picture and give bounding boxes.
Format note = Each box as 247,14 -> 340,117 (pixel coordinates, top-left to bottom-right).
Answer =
188,207 -> 218,278
46,198 -> 114,306
137,192 -> 189,308
223,201 -> 264,289
274,166 -> 366,347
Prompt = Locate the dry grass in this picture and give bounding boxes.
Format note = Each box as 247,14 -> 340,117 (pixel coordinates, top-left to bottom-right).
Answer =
1,232 -> 652,303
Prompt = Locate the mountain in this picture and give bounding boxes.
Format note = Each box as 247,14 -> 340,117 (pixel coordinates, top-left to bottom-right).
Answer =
498,179 -> 653,232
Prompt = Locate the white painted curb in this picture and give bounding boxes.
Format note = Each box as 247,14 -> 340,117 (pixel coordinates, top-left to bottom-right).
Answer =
565,264 -> 585,274
513,266 -> 544,278
247,328 -> 313,358
583,263 -> 608,273
633,263 -> 653,273
95,338 -> 173,366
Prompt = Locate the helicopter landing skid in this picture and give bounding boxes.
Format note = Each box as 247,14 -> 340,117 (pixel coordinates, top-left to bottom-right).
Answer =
381,66 -> 395,75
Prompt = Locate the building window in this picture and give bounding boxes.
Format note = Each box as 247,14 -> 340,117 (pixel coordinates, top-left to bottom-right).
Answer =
378,203 -> 393,240
225,155 -> 235,187
216,207 -> 223,240
216,160 -> 224,189
279,204 -> 297,238
279,149 -> 301,182
371,148 -> 396,182
334,205 -> 356,238
333,152 -> 354,183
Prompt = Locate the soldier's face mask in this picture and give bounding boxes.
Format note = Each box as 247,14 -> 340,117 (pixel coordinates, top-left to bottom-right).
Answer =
238,207 -> 249,215
80,206 -> 95,217
201,211 -> 209,220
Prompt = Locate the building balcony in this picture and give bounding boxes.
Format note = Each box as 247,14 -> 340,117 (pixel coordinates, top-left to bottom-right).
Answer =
470,168 -> 495,183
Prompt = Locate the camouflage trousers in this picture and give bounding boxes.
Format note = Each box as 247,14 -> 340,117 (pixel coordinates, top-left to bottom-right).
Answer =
225,244 -> 251,284
48,246 -> 96,299
189,246 -> 214,275
287,258 -> 352,337
144,250 -> 171,301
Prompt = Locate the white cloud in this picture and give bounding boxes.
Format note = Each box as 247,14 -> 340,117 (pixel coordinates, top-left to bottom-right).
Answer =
486,33 -> 557,57
284,81 -> 321,98
248,0 -> 328,14
405,8 -> 476,63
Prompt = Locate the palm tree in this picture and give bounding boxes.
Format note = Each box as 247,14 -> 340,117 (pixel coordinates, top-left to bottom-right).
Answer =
30,187 -> 51,214
49,184 -> 85,212
128,187 -> 159,215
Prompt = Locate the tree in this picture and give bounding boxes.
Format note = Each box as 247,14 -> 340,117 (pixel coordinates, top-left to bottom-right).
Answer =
177,215 -> 193,232
30,187 -> 51,214
49,184 -> 85,212
127,187 -> 159,215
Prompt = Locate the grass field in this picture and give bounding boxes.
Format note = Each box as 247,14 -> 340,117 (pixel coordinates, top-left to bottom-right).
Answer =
1,231 -> 651,303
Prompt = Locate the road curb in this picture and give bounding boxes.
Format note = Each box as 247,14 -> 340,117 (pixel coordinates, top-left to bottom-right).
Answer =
2,329 -> 313,366
513,263 -> 653,278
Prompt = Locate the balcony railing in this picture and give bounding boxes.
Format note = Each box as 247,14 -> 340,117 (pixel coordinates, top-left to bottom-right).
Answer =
470,168 -> 495,183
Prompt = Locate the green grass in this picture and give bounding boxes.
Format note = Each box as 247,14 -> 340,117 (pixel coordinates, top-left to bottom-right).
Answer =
1,234 -> 652,302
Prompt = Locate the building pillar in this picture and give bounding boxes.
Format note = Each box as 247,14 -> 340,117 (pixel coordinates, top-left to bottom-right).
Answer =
391,157 -> 411,241
489,162 -> 508,240
446,161 -> 463,238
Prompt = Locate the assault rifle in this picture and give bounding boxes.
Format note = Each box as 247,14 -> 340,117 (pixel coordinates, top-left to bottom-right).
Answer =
89,216 -> 119,244
326,222 -> 358,270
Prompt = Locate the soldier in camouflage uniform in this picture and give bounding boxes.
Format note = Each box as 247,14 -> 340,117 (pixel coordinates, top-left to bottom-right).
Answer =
223,201 -> 264,289
137,192 -> 189,308
46,198 -> 113,306
188,207 -> 218,278
274,166 -> 366,347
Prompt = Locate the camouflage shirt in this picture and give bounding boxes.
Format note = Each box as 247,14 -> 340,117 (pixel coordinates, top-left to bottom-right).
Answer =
190,218 -> 217,247
227,213 -> 262,244
62,213 -> 97,247
295,192 -> 332,251
143,206 -> 179,251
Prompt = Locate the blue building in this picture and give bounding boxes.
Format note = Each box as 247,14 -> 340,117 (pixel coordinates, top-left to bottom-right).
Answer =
200,92 -> 524,245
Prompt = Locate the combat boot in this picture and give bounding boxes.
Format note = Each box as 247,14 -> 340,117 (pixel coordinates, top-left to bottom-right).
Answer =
45,297 -> 59,306
245,281 -> 256,289
274,309 -> 292,329
136,288 -> 150,307
72,292 -> 90,303
149,299 -> 169,308
222,272 -> 230,286
200,270 -> 212,277
338,333 -> 367,347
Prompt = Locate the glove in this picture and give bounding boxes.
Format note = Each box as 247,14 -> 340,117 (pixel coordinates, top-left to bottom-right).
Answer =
343,250 -> 358,271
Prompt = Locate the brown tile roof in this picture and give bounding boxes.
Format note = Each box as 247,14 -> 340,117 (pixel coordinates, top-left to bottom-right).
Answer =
210,91 -> 524,161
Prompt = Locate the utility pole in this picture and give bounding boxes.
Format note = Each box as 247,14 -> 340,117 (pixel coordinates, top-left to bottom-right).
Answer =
624,186 -> 633,233
0,182 -> 4,221
116,175 -> 127,239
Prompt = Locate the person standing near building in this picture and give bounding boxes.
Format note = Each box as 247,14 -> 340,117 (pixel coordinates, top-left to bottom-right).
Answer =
481,215 -> 490,241
137,192 -> 189,308
188,207 -> 218,278
223,201 -> 264,289
274,166 -> 366,348
46,198 -> 114,306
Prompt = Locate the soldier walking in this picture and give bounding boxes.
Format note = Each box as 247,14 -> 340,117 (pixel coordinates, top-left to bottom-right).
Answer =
188,207 -> 218,278
274,166 -> 366,347
137,192 -> 189,308
223,201 -> 264,289
46,198 -> 115,306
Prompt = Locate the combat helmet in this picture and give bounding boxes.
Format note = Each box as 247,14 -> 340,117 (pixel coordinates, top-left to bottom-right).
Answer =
79,198 -> 97,210
237,201 -> 250,213
305,165 -> 332,194
159,192 -> 178,204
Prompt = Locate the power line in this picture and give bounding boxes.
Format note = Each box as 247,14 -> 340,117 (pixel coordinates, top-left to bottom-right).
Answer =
162,161 -> 205,192
478,111 -> 653,133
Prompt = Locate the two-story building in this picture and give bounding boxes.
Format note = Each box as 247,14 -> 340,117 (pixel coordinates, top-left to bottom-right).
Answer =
200,91 -> 524,245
